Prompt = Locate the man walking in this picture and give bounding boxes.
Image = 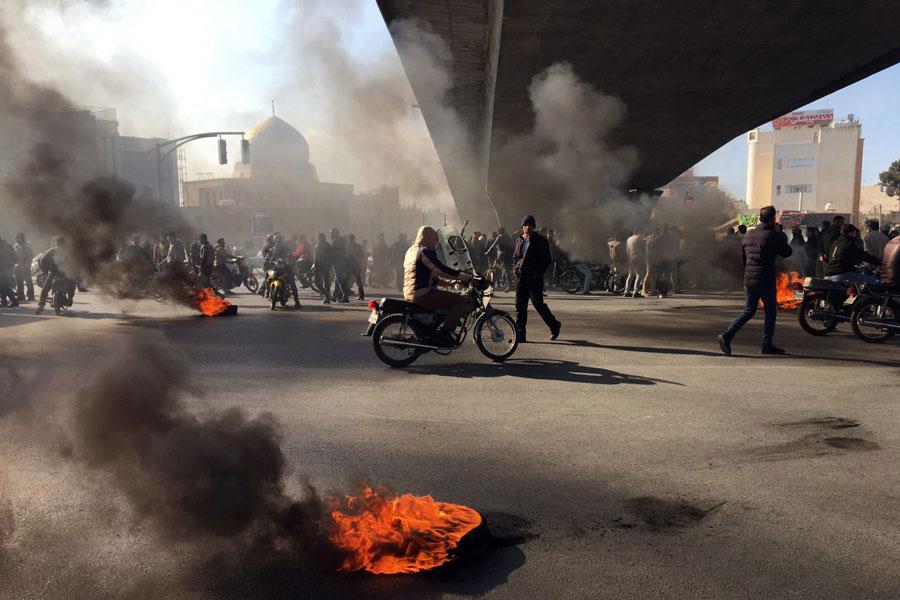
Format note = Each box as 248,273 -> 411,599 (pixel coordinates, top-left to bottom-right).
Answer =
513,215 -> 561,343
718,206 -> 792,356
624,227 -> 644,297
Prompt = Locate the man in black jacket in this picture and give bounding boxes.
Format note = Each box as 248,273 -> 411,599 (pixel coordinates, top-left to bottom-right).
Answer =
718,206 -> 792,355
513,215 -> 561,342
824,224 -> 880,283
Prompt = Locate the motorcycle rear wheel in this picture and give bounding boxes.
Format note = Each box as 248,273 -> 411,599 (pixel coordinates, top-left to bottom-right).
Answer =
798,295 -> 838,336
244,274 -> 259,293
474,313 -> 519,362
560,269 -> 583,294
373,313 -> 423,368
850,298 -> 896,343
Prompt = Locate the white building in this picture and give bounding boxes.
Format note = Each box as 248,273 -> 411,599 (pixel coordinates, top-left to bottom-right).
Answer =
746,110 -> 863,221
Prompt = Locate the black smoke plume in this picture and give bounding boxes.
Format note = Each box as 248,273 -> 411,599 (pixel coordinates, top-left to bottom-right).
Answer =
70,338 -> 336,569
0,22 -> 198,307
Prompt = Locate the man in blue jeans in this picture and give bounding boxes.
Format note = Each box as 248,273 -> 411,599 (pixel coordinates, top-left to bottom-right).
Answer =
718,205 -> 793,355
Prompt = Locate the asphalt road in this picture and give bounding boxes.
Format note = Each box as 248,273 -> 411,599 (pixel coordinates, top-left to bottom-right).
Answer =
1,285 -> 898,600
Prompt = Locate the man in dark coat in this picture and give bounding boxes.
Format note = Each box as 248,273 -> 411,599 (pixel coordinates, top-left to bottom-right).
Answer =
718,206 -> 792,356
314,233 -> 333,304
513,215 -> 561,343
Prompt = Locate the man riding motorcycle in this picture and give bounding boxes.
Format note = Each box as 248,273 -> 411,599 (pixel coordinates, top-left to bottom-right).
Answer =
404,226 -> 473,346
36,237 -> 75,315
824,224 -> 881,284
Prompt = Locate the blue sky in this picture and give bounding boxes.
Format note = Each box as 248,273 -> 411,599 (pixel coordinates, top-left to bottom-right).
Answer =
13,1 -> 900,201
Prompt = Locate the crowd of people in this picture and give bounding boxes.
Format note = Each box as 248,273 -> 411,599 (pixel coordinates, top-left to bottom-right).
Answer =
2,215 -> 898,314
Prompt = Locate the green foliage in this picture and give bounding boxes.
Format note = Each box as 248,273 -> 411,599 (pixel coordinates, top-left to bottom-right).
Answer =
879,159 -> 900,197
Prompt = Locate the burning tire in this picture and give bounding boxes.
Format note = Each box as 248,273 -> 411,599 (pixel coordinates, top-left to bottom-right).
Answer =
850,297 -> 896,343
372,314 -> 423,368
474,313 -> 518,362
798,294 -> 838,335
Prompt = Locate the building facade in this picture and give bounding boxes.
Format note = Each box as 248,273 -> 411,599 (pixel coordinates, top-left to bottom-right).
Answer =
746,110 -> 863,222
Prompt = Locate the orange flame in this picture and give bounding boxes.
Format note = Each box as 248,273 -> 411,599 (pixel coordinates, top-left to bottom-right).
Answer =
195,287 -> 233,316
329,484 -> 482,575
772,271 -> 804,310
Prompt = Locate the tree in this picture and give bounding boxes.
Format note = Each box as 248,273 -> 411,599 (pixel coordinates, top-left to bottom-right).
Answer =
879,158 -> 900,197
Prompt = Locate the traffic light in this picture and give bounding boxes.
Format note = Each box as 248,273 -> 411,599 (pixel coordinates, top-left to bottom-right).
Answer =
241,138 -> 250,165
217,138 -> 227,165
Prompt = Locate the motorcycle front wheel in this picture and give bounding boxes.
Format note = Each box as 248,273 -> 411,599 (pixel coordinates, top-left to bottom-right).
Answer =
850,298 -> 896,343
474,313 -> 519,362
270,284 -> 280,310
559,269 -> 583,294
244,274 -> 259,293
798,295 -> 838,335
606,272 -> 627,294
372,313 -> 423,368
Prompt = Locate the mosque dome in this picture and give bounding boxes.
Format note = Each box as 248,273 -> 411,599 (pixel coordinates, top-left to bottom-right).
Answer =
232,115 -> 318,181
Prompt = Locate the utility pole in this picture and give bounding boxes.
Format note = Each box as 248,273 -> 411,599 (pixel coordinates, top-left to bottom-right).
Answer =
149,131 -> 247,204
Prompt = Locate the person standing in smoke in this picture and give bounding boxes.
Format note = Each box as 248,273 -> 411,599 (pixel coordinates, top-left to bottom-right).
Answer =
789,226 -> 806,276
803,225 -> 820,278
0,236 -> 18,307
13,233 -> 34,302
164,232 -> 188,266
189,234 -> 202,274
624,227 -> 644,297
330,228 -> 350,303
346,233 -> 366,301
718,205 -> 792,356
152,234 -> 169,268
390,233 -> 409,292
314,232 -> 333,304
513,215 -> 561,343
197,233 -> 214,288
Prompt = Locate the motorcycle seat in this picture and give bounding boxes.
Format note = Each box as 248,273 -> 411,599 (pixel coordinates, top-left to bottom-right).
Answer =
860,283 -> 900,295
380,297 -> 448,316
804,277 -> 851,291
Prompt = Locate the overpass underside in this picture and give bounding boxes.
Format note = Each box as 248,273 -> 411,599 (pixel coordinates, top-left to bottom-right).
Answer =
377,0 -> 900,228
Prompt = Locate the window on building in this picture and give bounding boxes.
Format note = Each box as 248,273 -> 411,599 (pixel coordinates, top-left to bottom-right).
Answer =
749,131 -> 757,141
785,184 -> 812,194
777,159 -> 782,170
787,158 -> 814,168
776,185 -> 781,196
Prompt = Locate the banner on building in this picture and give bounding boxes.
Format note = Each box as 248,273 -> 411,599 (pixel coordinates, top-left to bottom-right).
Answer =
773,109 -> 834,129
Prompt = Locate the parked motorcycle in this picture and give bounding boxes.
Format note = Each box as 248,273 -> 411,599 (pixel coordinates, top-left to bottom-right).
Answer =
560,263 -> 611,294
363,276 -> 518,367
266,259 -> 289,310
797,271 -> 873,335
850,284 -> 899,343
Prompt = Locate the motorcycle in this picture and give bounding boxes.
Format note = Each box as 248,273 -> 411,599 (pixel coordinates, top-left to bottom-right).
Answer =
211,256 -> 258,294
266,259 -> 290,310
50,274 -> 75,315
363,276 -> 519,368
560,262 -> 611,294
797,266 -> 877,335
850,284 -> 899,343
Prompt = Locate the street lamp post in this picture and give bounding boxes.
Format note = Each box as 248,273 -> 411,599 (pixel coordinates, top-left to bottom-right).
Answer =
148,131 -> 247,204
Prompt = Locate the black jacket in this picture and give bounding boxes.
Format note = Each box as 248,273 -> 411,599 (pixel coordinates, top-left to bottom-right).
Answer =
513,231 -> 552,285
818,224 -> 841,258
741,223 -> 792,289
824,236 -> 880,276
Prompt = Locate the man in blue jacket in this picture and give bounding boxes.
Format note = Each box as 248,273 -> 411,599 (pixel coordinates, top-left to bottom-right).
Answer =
718,206 -> 792,355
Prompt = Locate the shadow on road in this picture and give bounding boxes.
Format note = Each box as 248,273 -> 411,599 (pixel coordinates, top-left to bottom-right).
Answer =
532,339 -> 723,357
409,358 -> 683,386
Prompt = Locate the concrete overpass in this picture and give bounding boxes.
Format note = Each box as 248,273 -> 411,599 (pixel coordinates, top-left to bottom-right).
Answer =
377,1 -> 900,227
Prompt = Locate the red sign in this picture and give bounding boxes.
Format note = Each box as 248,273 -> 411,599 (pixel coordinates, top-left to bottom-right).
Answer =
773,110 -> 833,129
